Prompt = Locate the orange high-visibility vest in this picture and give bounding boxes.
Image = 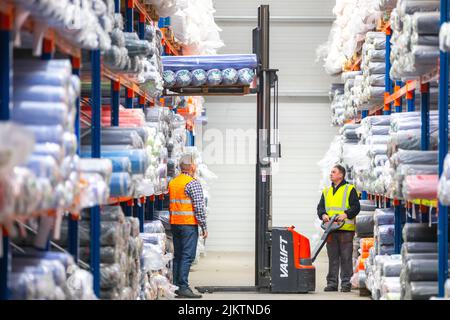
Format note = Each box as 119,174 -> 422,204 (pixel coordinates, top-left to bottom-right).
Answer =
169,174 -> 198,225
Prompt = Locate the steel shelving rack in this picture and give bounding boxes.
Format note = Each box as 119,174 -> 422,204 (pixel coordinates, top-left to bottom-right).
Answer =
353,0 -> 449,297
0,0 -> 162,299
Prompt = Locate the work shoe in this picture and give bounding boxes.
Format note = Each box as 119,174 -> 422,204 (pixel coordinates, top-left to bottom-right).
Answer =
340,286 -> 351,292
176,288 -> 202,298
324,286 -> 338,292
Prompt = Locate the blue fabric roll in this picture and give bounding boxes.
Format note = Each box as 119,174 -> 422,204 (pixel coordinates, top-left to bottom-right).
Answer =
109,172 -> 132,197
175,70 -> 192,87
162,54 -> 258,71
378,224 -> 395,245
191,69 -> 207,86
238,68 -> 255,85
13,71 -> 69,87
25,155 -> 58,179
14,85 -> 67,103
81,149 -> 148,174
12,101 -> 68,126
207,69 -> 222,86
33,143 -> 63,162
163,70 -> 176,87
221,68 -> 238,85
109,157 -> 132,173
25,125 -> 64,144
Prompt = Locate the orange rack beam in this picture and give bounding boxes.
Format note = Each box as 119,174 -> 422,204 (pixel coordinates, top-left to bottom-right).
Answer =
384,80 -> 417,105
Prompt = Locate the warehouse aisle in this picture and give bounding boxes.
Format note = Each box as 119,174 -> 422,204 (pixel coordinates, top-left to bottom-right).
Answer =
188,252 -> 369,300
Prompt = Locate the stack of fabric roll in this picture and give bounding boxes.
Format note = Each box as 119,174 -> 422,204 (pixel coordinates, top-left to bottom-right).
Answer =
70,205 -> 143,300
162,54 -> 257,88
140,220 -> 177,299
355,115 -> 391,195
10,59 -> 86,219
13,0 -> 112,53
357,32 -> 386,111
387,149 -> 438,202
438,154 -> 450,205
390,0 -> 440,79
329,83 -> 346,126
369,254 -> 402,300
400,223 -> 448,299
341,71 -> 363,122
9,250 -> 96,300
374,207 -> 399,256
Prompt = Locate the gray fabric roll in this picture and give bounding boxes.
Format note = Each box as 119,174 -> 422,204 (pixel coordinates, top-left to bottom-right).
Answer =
374,208 -> 395,226
402,223 -> 437,242
412,12 -> 440,35
402,253 -> 439,263
403,281 -> 438,300
82,205 -> 126,223
79,246 -> 120,264
412,45 -> 440,65
57,221 -> 122,247
383,260 -> 402,277
378,224 -> 395,245
393,150 -> 438,166
401,242 -> 438,254
356,212 -> 374,237
405,259 -> 450,282
360,200 -> 376,211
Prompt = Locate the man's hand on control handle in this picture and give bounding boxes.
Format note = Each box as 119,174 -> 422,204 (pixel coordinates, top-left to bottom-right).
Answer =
202,230 -> 208,239
322,214 -> 330,222
335,213 -> 347,222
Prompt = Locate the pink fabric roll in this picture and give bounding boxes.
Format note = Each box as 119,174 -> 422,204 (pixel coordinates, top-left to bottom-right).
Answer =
404,175 -> 438,200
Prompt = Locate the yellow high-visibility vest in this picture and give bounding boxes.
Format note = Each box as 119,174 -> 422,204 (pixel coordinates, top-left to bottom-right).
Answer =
322,183 -> 356,231
168,174 -> 198,225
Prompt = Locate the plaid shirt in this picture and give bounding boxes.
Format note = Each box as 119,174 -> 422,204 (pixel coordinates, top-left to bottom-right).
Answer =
182,173 -> 207,232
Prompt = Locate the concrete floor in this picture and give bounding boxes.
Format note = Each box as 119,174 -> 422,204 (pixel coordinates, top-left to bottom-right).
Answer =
187,251 -> 369,300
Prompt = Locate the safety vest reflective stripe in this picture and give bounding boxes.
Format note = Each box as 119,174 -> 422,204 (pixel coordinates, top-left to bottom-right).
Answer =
170,199 -> 192,204
171,211 -> 196,216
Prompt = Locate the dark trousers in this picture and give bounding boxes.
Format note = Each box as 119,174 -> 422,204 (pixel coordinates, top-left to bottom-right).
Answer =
171,224 -> 199,290
326,231 -> 354,289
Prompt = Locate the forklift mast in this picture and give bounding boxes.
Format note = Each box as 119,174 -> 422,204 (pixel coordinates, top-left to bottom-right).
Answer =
254,5 -> 280,291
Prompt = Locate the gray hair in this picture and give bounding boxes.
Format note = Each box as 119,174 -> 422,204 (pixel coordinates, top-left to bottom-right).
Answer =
179,154 -> 195,172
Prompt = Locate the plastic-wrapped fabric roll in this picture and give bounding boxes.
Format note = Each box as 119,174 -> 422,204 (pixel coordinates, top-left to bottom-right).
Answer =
402,223 -> 437,242
403,175 -> 438,200
356,212 -> 375,237
412,12 -> 440,34
175,70 -> 192,87
401,242 -> 439,254
378,224 -> 395,245
402,253 -> 440,263
405,259 -> 450,282
78,159 -> 113,180
33,143 -> 63,162
100,288 -> 120,300
396,164 -> 438,176
374,208 -> 395,226
81,130 -> 144,149
162,54 -> 258,71
399,0 -> 440,15
366,74 -> 386,86
221,68 -> 238,85
79,246 -> 120,264
13,251 -> 74,270
412,45 -> 440,65
81,149 -> 148,174
13,71 -> 70,87
109,157 -> 132,173
100,263 -> 125,289
57,221 -> 122,247
367,62 -> 386,75
360,200 -> 376,211
12,259 -> 66,287
392,150 -> 438,167
101,127 -> 149,144
126,216 -> 140,238
82,205 -> 126,222
403,281 -> 438,300
143,220 -> 165,234
14,85 -> 68,104
238,68 -> 255,85
25,155 -> 58,180
411,34 -> 439,46
163,70 -> 176,87
191,69 -> 207,86
206,69 -> 222,86
379,245 -> 395,255
24,125 -> 64,144
109,172 -> 132,197
383,261 -> 402,277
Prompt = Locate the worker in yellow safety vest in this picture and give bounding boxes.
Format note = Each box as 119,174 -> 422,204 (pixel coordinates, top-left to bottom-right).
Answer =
169,153 -> 208,299
317,164 -> 360,293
